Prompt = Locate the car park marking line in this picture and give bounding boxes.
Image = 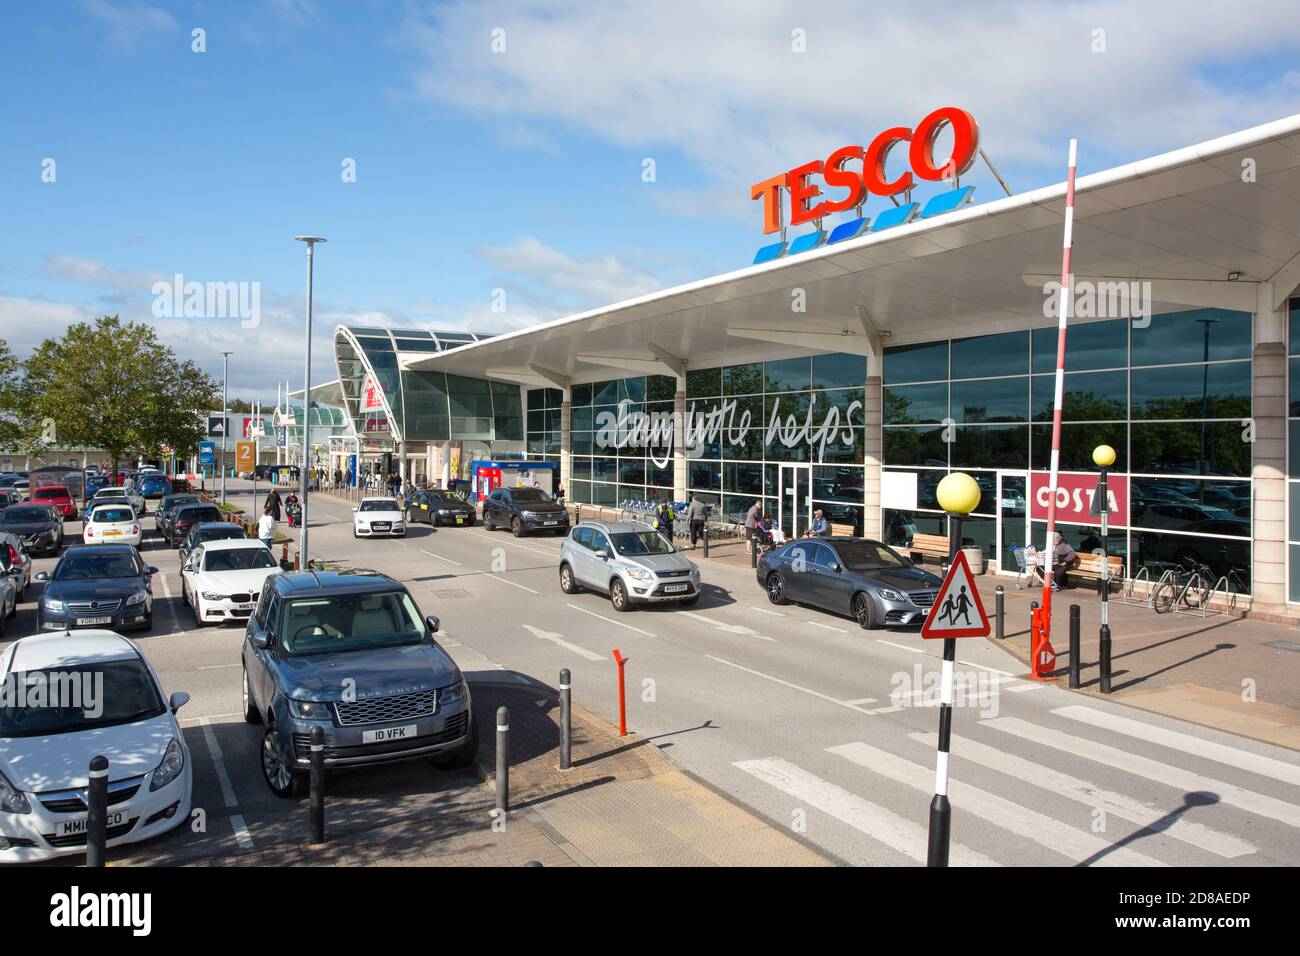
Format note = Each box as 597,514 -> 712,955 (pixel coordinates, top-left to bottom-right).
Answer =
908,732 -> 1255,859
802,620 -> 847,634
523,624 -> 605,661
196,663 -> 241,670
748,606 -> 786,618
705,655 -> 882,715
420,549 -> 464,566
827,741 -> 1166,868
198,717 -> 240,811
565,603 -> 657,638
229,814 -> 254,850
180,712 -> 242,723
843,697 -> 878,706
876,639 -> 926,655
734,757 -> 999,867
1004,681 -> 1043,692
156,568 -> 183,634
677,610 -> 775,641
491,574 -> 539,595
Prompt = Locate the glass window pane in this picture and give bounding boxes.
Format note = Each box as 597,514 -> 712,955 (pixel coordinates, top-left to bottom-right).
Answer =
812,353 -> 866,390
1130,421 -> 1249,477
1030,521 -> 1128,571
1291,544 -> 1300,601
724,363 -> 764,395
1291,358 -> 1300,416
952,425 -> 1030,469
951,377 -> 1028,423
1031,424 -> 1129,472
724,462 -> 764,496
1033,318 -> 1128,373
593,380 -> 618,405
687,368 -> 721,399
1130,530 -> 1250,592
1291,299 -> 1300,357
884,341 -> 948,385
812,466 -> 864,503
882,509 -> 947,550
572,383 -> 592,406
646,375 -> 677,402
883,426 -> 948,467
885,383 -> 947,424
619,377 -> 647,403
1031,370 -> 1127,421
618,459 -> 646,485
1130,361 -> 1251,420
1291,483 -> 1300,542
951,331 -> 1028,379
688,461 -> 721,490
765,357 -> 811,392
1131,309 -> 1252,367
1131,478 -> 1250,535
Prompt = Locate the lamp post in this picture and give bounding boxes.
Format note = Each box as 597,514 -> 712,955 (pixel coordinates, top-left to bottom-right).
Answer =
928,471 -> 980,868
1195,316 -> 1218,475
219,351 -> 232,507
1093,444 -> 1117,693
293,236 -> 326,566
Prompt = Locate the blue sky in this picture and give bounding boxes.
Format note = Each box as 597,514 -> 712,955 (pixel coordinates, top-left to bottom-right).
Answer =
2,0 -> 1298,399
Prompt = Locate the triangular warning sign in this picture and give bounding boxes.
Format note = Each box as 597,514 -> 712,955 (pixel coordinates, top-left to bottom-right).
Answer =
919,550 -> 990,639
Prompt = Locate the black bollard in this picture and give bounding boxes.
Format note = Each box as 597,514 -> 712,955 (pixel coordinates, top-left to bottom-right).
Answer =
750,537 -> 758,569
559,669 -> 572,771
994,585 -> 1005,640
702,524 -> 709,558
1068,604 -> 1081,688
495,706 -> 510,816
1099,621 -> 1113,694
309,725 -> 325,844
86,755 -> 109,868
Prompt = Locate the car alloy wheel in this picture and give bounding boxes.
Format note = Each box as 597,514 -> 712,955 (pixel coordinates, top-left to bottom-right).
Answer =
610,578 -> 630,612
511,517 -> 523,538
260,724 -> 305,797
853,592 -> 877,630
559,563 -> 578,594
766,573 -> 787,605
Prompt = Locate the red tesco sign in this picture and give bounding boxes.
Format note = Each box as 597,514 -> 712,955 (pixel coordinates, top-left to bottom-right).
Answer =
1029,471 -> 1129,529
751,107 -> 980,234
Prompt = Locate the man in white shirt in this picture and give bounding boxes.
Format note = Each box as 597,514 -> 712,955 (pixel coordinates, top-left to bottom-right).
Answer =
258,508 -> 276,549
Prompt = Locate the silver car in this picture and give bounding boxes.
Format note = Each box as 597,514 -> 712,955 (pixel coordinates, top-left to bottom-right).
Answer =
559,520 -> 701,611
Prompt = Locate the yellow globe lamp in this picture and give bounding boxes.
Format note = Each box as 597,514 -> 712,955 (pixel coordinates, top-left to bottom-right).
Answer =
936,472 -> 981,516
1093,444 -> 1117,469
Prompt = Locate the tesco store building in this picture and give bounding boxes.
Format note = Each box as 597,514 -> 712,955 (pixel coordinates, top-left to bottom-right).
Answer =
330,110 -> 1300,619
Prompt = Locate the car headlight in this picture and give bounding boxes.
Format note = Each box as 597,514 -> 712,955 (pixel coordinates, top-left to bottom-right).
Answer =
0,769 -> 31,814
289,699 -> 330,719
200,592 -> 227,601
625,566 -> 653,581
440,678 -> 469,708
126,590 -> 148,606
877,588 -> 904,602
149,737 -> 185,792
41,596 -> 63,612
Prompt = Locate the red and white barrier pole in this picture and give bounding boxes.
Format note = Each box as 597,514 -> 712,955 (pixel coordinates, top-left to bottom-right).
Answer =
1032,138 -> 1078,680
611,649 -> 629,737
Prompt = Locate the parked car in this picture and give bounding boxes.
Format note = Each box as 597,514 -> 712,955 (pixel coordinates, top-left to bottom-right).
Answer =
559,521 -> 701,611
169,503 -> 225,548
0,504 -> 63,558
0,631 -> 191,863
35,544 -> 157,632
241,569 -> 476,797
0,475 -> 21,489
0,489 -> 22,509
90,485 -> 143,516
181,539 -> 280,627
407,489 -> 476,527
82,503 -> 143,548
12,480 -> 29,499
155,493 -> 201,537
756,537 -> 943,629
137,473 -> 172,501
0,557 -> 16,632
177,521 -> 247,568
352,497 -> 406,538
0,531 -> 33,604
483,486 -> 569,537
82,494 -> 133,524
29,485 -> 75,520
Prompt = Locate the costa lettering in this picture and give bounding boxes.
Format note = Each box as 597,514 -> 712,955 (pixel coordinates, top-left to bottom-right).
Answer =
751,107 -> 980,234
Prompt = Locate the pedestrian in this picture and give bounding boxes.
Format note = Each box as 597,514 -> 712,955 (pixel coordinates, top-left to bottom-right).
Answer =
258,506 -> 276,550
554,482 -> 566,505
744,499 -> 761,553
654,499 -> 675,544
687,494 -> 708,549
1051,531 -> 1079,590
806,508 -> 829,538
264,487 -> 282,521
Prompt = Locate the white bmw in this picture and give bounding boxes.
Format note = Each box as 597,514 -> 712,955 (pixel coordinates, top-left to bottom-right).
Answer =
0,631 -> 192,863
180,538 -> 279,627
82,503 -> 142,547
353,496 -> 406,537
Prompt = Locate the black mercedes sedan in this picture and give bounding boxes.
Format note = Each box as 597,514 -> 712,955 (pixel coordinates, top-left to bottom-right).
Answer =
407,489 -> 477,527
0,503 -> 64,557
756,537 -> 943,630
35,544 -> 157,632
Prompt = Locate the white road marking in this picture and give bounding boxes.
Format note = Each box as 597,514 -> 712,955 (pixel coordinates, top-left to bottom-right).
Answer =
802,619 -> 847,633
1004,682 -> 1043,693
565,603 -> 657,638
491,574 -> 539,595
735,757 -> 999,867
420,549 -> 463,567
986,717 -> 1300,828
1054,705 -> 1300,788
179,712 -> 242,723
877,639 -> 925,654
677,610 -> 775,641
748,606 -> 786,618
523,624 -> 604,661
705,655 -> 881,715
828,741 -> 1166,867
157,569 -> 183,633
196,663 -> 241,671
198,717 -> 239,811
229,814 -> 254,849
843,697 -> 879,706
909,731 -> 1255,859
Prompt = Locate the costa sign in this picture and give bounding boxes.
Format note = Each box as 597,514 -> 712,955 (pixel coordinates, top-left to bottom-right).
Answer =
1029,471 -> 1129,529
751,107 -> 979,234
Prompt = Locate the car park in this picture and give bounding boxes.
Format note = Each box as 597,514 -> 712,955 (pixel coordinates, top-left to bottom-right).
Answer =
82,494 -> 133,524
82,503 -> 143,548
241,569 -> 476,797
178,521 -> 247,567
180,539 -> 280,627
406,489 -> 476,527
483,486 -> 569,537
155,492 -> 201,537
352,497 -> 406,537
36,544 -> 156,632
0,531 -> 33,602
0,490 -> 21,509
29,485 -> 75,520
91,484 -> 143,515
0,504 -> 63,557
559,520 -> 701,611
169,503 -> 225,547
756,537 -> 943,629
0,559 -> 15,632
0,631 -> 191,863
12,480 -> 28,500
137,473 -> 172,501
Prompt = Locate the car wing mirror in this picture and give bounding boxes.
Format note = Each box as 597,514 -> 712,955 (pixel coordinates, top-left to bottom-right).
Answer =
829,561 -> 842,572
250,631 -> 269,650
34,571 -> 49,581
425,614 -> 440,634
169,691 -> 190,713
145,566 -> 158,575
594,549 -> 609,560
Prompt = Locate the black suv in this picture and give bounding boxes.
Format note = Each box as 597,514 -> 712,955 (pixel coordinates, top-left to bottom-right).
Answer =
483,486 -> 570,537
407,489 -> 476,527
169,503 -> 224,547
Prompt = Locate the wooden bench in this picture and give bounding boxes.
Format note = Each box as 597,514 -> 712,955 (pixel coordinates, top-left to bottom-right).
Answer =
830,522 -> 856,537
1072,553 -> 1124,586
908,532 -> 950,564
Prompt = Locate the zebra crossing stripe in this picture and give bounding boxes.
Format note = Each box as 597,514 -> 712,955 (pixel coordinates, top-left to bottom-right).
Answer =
1053,705 -> 1300,787
986,717 -> 1300,828
909,732 -> 1255,860
828,741 -> 1167,867
734,757 -> 1000,867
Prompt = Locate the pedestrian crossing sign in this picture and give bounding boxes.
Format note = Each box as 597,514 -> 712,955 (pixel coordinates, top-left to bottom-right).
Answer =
920,550 -> 990,639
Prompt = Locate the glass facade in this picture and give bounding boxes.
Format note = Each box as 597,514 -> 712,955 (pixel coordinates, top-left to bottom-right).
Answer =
1288,299 -> 1300,602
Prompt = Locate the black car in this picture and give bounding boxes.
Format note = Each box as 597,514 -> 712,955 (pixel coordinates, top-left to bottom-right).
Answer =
178,521 -> 249,567
483,486 -> 569,537
0,503 -> 64,557
756,537 -> 943,629
170,503 -> 225,547
156,492 -> 201,537
35,544 -> 157,632
407,489 -> 476,527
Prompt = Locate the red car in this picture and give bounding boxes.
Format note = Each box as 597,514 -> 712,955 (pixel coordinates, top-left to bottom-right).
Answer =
30,484 -> 75,519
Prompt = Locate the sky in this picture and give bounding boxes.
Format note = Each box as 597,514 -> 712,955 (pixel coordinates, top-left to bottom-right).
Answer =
2,0 -> 1299,402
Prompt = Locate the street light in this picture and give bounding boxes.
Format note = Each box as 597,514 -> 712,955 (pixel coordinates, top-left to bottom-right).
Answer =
1093,443 -> 1117,693
927,471 -> 980,868
219,351 -> 232,507
1195,316 -> 1219,474
293,236 -> 326,567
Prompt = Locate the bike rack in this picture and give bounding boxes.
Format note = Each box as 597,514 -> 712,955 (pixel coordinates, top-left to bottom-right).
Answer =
1116,566 -> 1157,608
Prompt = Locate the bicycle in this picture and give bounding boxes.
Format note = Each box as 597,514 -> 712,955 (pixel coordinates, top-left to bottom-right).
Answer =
1151,560 -> 1246,613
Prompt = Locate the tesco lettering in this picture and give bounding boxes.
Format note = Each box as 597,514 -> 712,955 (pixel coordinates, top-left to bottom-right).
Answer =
751,106 -> 980,234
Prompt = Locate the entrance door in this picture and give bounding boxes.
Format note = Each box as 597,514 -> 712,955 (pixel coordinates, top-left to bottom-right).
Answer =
997,471 -> 1029,575
778,463 -> 813,539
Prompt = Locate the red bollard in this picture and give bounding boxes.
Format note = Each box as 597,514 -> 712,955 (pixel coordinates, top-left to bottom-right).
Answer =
611,649 -> 629,737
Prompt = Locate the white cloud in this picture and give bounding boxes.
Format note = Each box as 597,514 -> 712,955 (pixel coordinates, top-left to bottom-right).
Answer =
475,235 -> 664,313
43,255 -> 166,296
82,0 -> 179,52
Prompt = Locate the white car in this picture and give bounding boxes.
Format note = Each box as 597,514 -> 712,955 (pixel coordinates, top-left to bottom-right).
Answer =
0,631 -> 192,863
353,497 -> 406,537
95,485 -> 144,516
180,538 -> 279,626
82,503 -> 142,547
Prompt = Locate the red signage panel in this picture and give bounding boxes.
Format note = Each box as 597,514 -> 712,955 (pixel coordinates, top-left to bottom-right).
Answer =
1029,471 -> 1128,529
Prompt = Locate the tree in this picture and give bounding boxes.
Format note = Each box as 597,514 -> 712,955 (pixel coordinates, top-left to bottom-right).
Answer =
0,339 -> 36,451
21,315 -> 221,472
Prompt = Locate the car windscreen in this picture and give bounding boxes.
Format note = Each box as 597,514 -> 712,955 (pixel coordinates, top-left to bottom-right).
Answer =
177,507 -> 221,522
510,488 -> 551,503
359,500 -> 400,512
95,488 -> 125,497
33,487 -> 68,499
431,493 -> 468,506
91,507 -> 134,524
281,591 -> 426,655
0,659 -> 165,737
610,531 -> 675,556
832,540 -> 910,572
0,507 -> 50,524
165,496 -> 199,511
198,527 -> 245,542
53,553 -> 141,580
203,548 -> 276,572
